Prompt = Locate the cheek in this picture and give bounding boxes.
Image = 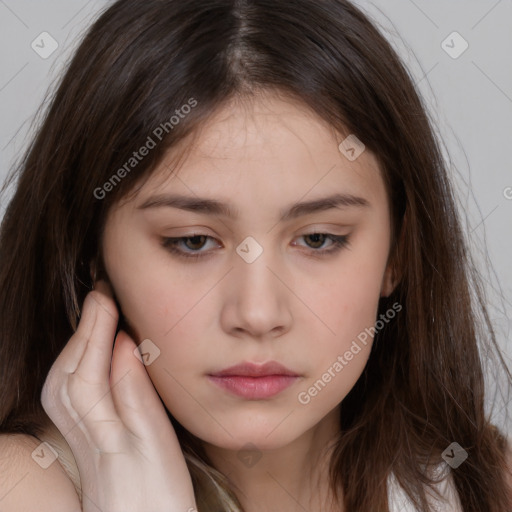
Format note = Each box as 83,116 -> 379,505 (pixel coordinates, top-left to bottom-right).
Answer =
312,253 -> 388,341
306,284 -> 378,386
301,240 -> 389,388
109,269 -> 209,383
104,236 -> 198,341
292,282 -> 382,415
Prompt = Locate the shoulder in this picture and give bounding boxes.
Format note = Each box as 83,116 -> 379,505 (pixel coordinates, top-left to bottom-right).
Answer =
0,433 -> 81,512
35,419 -> 82,498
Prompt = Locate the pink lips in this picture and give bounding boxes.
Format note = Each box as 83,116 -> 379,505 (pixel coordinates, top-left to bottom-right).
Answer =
208,361 -> 300,399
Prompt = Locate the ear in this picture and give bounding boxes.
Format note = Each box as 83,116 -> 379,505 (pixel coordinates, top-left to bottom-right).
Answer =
380,261 -> 397,298
89,259 -> 98,283
90,249 -> 109,285
380,209 -> 407,298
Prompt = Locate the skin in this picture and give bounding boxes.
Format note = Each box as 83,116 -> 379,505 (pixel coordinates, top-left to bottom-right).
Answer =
101,90 -> 395,512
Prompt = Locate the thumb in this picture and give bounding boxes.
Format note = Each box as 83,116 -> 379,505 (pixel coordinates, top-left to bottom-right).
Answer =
110,330 -> 171,437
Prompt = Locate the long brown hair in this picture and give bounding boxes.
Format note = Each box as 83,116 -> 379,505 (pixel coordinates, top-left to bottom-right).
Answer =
0,0 -> 510,510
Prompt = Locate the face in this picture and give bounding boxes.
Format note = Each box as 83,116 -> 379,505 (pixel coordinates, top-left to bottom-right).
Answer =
102,91 -> 394,452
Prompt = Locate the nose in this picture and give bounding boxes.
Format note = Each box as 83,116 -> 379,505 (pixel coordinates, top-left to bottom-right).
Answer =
219,243 -> 293,340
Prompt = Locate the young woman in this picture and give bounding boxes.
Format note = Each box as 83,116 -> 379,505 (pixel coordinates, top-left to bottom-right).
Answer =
0,1 -> 510,511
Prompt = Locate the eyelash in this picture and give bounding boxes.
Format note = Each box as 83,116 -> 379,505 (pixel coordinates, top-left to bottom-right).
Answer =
161,233 -> 350,261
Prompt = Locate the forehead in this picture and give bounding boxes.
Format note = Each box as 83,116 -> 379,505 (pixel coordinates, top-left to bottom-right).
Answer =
137,91 -> 387,210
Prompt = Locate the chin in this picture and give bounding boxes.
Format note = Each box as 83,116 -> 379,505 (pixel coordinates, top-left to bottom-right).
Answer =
198,420 -> 305,453
205,435 -> 290,454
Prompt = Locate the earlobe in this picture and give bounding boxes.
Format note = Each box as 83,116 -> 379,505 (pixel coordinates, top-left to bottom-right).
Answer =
380,237 -> 403,298
381,208 -> 407,298
90,249 -> 110,286
90,260 -> 98,283
380,263 -> 397,298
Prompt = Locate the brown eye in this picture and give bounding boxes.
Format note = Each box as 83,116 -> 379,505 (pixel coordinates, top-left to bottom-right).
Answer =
161,234 -> 220,260
182,235 -> 208,251
303,233 -> 327,249
294,233 -> 350,254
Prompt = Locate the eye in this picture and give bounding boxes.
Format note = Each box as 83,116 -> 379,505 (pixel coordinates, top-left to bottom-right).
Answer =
161,234 -> 219,260
294,233 -> 349,252
161,232 -> 350,261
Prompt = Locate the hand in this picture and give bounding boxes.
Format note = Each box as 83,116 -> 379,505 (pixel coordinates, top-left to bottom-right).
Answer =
41,280 -> 197,512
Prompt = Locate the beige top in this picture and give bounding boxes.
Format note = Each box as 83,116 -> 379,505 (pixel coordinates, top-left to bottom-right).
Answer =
388,463 -> 463,511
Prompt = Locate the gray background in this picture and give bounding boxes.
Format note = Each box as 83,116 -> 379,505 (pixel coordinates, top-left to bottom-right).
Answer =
0,1 -> 511,435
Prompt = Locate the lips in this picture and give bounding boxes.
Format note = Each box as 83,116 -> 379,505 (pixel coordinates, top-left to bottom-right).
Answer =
207,361 -> 301,399
209,361 -> 299,378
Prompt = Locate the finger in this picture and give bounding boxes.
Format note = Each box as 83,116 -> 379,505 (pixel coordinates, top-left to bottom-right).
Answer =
51,295 -> 99,375
73,279 -> 118,384
47,280 -> 120,445
110,331 -> 174,440
50,280 -> 115,375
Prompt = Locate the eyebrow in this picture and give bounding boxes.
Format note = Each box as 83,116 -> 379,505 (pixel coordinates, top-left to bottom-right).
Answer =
137,192 -> 370,222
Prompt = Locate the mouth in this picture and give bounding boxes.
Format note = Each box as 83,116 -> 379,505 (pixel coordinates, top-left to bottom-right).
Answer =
208,361 -> 301,399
